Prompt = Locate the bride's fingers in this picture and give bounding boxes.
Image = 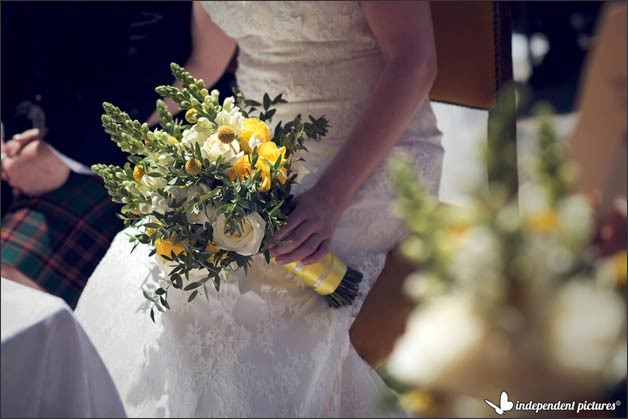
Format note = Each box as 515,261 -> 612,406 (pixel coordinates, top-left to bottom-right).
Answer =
275,234 -> 323,265
301,239 -> 330,266
273,206 -> 307,241
271,222 -> 315,258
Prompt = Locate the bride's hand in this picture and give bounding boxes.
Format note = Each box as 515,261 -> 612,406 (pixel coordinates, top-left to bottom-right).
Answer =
269,184 -> 346,265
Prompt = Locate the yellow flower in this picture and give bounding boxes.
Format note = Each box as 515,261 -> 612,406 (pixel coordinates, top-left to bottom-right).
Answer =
257,141 -> 286,164
227,155 -> 252,182
185,108 -> 199,124
612,250 -> 627,286
170,136 -> 179,144
133,165 -> 145,182
254,159 -> 272,192
206,241 -> 227,264
185,158 -> 202,176
155,238 -> 186,259
526,210 -> 559,233
399,389 -> 437,417
240,118 -> 270,152
440,222 -> 470,255
216,125 -> 236,144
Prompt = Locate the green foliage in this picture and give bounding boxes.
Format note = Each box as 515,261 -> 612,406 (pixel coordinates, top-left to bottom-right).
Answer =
91,62 -> 329,319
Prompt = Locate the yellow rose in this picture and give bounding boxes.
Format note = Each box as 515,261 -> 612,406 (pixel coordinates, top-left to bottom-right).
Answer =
155,238 -> 186,259
240,118 -> 270,152
206,241 -> 227,264
228,155 -> 252,182
257,141 -> 286,163
255,160 -> 272,192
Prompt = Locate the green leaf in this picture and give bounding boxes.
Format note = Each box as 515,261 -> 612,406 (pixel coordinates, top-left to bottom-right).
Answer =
155,288 -> 166,295
150,308 -> 155,323
188,290 -> 199,302
263,93 -> 271,110
183,281 -> 203,291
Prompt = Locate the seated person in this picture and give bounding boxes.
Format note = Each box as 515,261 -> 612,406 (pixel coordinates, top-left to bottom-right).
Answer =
0,1 -> 235,308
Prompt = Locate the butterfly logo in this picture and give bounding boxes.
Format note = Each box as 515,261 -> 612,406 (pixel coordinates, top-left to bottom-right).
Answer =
485,391 -> 514,415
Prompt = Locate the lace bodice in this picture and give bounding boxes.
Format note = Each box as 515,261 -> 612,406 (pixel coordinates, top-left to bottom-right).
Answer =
76,2 -> 442,417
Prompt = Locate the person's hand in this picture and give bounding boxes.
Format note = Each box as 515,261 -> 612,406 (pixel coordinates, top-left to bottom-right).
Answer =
2,136 -> 70,196
593,197 -> 627,257
1,128 -> 47,194
269,184 -> 346,265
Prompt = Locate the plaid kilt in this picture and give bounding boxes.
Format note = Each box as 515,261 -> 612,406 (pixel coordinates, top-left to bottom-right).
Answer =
1,173 -> 123,308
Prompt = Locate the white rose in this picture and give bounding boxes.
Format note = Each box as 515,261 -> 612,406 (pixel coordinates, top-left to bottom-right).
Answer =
181,117 -> 213,146
201,133 -> 241,162
212,212 -> 266,256
186,204 -> 217,226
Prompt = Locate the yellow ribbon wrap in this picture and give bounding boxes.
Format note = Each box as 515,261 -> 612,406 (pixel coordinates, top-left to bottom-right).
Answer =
280,251 -> 347,295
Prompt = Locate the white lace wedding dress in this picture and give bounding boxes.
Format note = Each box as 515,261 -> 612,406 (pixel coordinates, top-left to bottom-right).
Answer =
75,2 -> 443,417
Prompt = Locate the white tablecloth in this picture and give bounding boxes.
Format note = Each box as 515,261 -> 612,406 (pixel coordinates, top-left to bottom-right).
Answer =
1,278 -> 126,418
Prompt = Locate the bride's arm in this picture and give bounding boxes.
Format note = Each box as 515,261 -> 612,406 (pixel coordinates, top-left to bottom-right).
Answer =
270,1 -> 437,265
146,2 -> 237,127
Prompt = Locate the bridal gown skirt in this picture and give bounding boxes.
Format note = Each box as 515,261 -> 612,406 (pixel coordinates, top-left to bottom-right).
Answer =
75,118 -> 442,418
75,2 -> 444,415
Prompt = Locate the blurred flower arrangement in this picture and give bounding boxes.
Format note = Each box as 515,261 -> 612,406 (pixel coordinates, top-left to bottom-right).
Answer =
385,100 -> 627,417
93,63 -> 364,319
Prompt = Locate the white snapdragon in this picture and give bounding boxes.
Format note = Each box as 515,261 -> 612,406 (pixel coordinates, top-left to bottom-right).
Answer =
181,117 -> 213,147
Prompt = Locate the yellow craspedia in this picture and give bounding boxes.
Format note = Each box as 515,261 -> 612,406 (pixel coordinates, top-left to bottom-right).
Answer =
526,210 -> 559,233
228,155 -> 252,182
185,158 -> 202,176
240,118 -> 270,152
185,108 -> 199,124
399,389 -> 436,417
155,238 -> 186,259
133,165 -> 145,182
170,135 -> 179,144
217,125 -> 236,144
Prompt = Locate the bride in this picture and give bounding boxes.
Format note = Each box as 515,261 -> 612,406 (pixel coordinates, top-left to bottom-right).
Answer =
76,1 -> 443,417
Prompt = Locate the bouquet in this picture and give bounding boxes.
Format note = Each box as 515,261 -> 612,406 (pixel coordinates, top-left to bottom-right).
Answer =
383,101 -> 626,417
93,63 -> 362,320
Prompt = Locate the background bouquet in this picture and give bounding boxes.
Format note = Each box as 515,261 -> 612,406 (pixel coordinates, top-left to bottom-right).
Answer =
93,63 -> 362,319
383,102 -> 626,417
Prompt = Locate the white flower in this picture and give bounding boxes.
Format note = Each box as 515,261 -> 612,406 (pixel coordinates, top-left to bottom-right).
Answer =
186,204 -> 217,226
387,293 -> 488,386
247,136 -> 264,151
140,173 -> 166,192
212,212 -> 266,256
449,226 -> 503,298
215,98 -> 244,135
201,133 -> 241,162
556,195 -> 594,247
181,117 -> 213,146
546,281 -> 626,376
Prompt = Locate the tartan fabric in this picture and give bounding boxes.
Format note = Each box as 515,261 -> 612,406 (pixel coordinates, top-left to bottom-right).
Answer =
1,173 -> 123,308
